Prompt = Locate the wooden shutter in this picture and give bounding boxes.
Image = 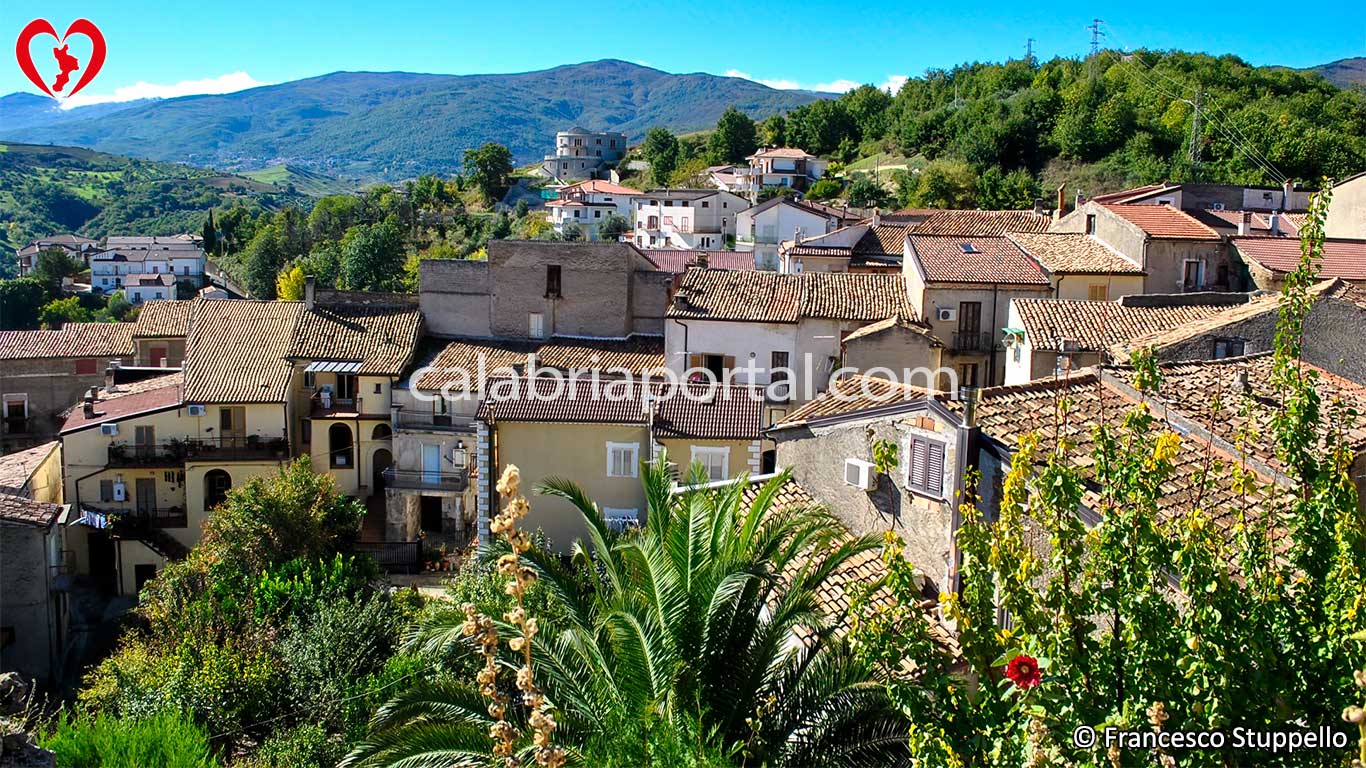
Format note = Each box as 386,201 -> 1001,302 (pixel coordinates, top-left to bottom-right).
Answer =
688,354 -> 706,370
722,355 -> 736,371
926,441 -> 945,496
908,438 -> 928,492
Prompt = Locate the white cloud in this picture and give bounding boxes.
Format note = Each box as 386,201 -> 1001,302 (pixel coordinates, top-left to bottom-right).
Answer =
59,71 -> 271,110
724,69 -> 909,95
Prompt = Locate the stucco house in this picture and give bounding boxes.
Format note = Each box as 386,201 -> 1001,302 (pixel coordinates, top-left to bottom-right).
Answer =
736,196 -> 858,270
0,441 -> 69,684
1231,236 -> 1366,291
1004,231 -> 1146,301
547,179 -> 642,240
632,189 -> 748,250
540,127 -> 628,182
1051,202 -> 1228,294
0,323 -> 134,451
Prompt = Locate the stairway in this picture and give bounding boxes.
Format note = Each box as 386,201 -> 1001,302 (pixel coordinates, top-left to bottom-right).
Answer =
109,516 -> 190,560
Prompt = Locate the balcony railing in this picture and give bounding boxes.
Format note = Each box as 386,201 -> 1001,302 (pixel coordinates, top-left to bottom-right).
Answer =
309,392 -> 387,418
392,410 -> 477,433
106,436 -> 289,466
383,467 -> 468,493
86,504 -> 188,529
2,417 -> 29,436
951,332 -> 994,353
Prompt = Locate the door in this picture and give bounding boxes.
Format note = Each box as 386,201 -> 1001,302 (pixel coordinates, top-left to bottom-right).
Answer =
87,530 -> 116,596
135,425 -> 156,460
422,443 -> 441,485
135,478 -> 156,514
219,406 -> 245,445
958,302 -> 983,351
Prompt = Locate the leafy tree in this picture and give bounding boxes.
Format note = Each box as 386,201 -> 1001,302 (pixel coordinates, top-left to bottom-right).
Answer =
308,195 -> 364,244
32,247 -> 86,296
241,220 -> 293,299
513,199 -> 529,219
599,213 -> 630,241
463,143 -> 514,202
846,174 -> 891,208
643,127 -> 681,186
276,265 -> 307,301
977,166 -> 1042,209
785,99 -> 855,156
350,463 -> 906,767
666,155 -> 713,188
560,222 -> 584,242
339,217 -> 406,292
841,84 -> 893,143
707,106 -> 759,164
0,278 -> 47,329
898,158 -> 979,209
759,113 -> 787,147
805,177 -> 844,201
201,211 -> 219,257
39,296 -> 95,328
105,291 -> 132,321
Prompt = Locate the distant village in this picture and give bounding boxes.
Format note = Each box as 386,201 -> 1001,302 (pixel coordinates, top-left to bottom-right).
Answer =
2,125 -> 1365,699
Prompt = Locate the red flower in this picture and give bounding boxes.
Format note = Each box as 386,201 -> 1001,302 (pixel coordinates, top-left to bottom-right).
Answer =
1004,654 -> 1042,689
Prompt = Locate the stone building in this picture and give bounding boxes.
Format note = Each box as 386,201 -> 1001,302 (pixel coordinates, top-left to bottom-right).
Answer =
0,323 -> 134,451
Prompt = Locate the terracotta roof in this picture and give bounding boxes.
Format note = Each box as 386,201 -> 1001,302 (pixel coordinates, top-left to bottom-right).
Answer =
59,373 -> 184,433
749,147 -> 817,159
413,336 -> 665,393
775,374 -> 927,428
0,441 -> 58,493
1111,280 -> 1363,359
1005,232 -> 1144,275
132,301 -> 193,338
912,209 -> 1052,236
642,250 -> 755,273
1089,183 -> 1179,205
0,492 -> 64,527
841,315 -> 942,346
1102,204 -> 1221,240
128,273 -> 178,287
668,269 -> 914,323
560,179 -> 642,195
1107,354 -> 1366,473
182,300 -> 303,403
907,235 -> 1050,285
477,379 -> 763,440
853,224 -> 911,264
1013,298 -> 1235,353
0,322 -> 133,360
1232,237 -> 1366,281
290,299 -> 423,376
1188,209 -> 1300,236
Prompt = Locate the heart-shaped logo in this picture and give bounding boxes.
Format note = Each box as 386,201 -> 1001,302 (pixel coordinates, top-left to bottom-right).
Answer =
15,18 -> 105,100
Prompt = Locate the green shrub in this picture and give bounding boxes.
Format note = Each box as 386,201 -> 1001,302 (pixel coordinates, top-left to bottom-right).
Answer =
44,710 -> 218,768
239,722 -> 345,768
804,177 -> 843,201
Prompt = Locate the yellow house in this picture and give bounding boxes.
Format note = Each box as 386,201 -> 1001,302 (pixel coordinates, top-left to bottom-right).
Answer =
57,292 -> 421,595
1005,232 -> 1147,302
476,378 -> 764,553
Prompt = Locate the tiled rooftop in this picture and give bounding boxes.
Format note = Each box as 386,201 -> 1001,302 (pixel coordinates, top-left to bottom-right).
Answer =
907,235 -> 1050,285
1005,232 -> 1144,275
1232,237 -> 1366,281
0,492 -> 64,527
0,441 -> 58,492
1013,298 -> 1236,352
668,269 -> 915,324
1102,204 -> 1221,240
0,322 -> 133,361
912,209 -> 1052,236
413,335 -> 665,393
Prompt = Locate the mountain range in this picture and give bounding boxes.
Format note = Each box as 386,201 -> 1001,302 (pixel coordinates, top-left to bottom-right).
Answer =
1311,57 -> 1366,89
0,60 -> 823,181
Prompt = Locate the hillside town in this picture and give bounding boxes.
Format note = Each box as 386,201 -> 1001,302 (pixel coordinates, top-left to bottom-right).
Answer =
4,111 -> 1366,765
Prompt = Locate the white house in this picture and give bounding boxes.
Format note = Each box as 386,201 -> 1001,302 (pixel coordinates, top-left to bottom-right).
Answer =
547,180 -> 642,240
735,197 -> 859,270
539,127 -> 628,182
632,189 -> 748,250
124,273 -> 178,304
734,148 -> 829,194
90,236 -> 205,302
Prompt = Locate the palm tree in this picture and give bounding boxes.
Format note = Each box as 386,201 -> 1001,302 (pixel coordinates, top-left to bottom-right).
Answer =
345,460 -> 909,767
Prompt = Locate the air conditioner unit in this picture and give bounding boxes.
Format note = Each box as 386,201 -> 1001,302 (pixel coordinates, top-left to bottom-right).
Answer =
844,458 -> 877,491
112,481 -> 127,501
936,307 -> 957,323
187,404 -> 206,416
100,423 -> 119,436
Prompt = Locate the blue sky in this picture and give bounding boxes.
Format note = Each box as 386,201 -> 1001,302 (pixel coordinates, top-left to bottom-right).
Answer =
3,0 -> 1362,105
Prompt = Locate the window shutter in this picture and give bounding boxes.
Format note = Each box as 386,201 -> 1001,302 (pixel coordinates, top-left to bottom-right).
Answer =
909,438 -> 928,491
722,355 -> 736,372
926,442 -> 945,496
688,354 -> 706,370
99,480 -> 114,502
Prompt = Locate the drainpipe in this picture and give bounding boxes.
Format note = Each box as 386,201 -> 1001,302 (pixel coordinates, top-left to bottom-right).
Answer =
949,389 -> 981,596
989,285 -> 1000,385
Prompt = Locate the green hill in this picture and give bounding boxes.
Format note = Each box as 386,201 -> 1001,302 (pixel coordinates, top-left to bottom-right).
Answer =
0,60 -> 824,181
0,142 -> 309,265
241,164 -> 356,197
1311,57 -> 1366,89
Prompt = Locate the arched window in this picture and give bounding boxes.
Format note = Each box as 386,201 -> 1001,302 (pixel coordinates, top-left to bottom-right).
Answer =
205,469 -> 231,510
371,423 -> 392,440
329,423 -> 354,468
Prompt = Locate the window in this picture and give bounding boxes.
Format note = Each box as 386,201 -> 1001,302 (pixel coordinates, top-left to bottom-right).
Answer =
1085,214 -> 1097,234
328,423 -> 354,468
958,363 -> 979,389
690,446 -> 730,482
1088,283 -> 1109,301
303,371 -> 315,389
1183,260 -> 1204,291
529,312 -> 545,339
1213,337 -> 1246,359
766,407 -> 789,428
75,358 -> 98,375
420,496 -> 444,533
374,382 -> 383,395
546,265 -> 562,298
336,374 -> 357,401
99,479 -> 114,502
205,470 -> 231,509
905,436 -> 946,497
700,200 -> 710,208
770,351 -> 791,398
150,347 -> 167,367
606,442 -> 639,478
3,395 -> 28,435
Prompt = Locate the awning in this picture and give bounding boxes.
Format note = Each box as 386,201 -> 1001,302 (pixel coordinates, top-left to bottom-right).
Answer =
304,360 -> 363,373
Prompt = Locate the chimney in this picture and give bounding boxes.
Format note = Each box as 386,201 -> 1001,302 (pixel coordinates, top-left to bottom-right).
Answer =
960,386 -> 979,425
1268,212 -> 1281,236
696,251 -> 709,269
1281,179 -> 1294,211
83,387 -> 98,418
871,209 -> 881,227
1056,181 -> 1067,217
1238,210 -> 1252,236
304,275 -> 316,310
1232,368 -> 1250,395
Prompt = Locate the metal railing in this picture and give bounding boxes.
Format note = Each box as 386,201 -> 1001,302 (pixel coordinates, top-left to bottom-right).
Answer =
383,467 -> 468,492
106,436 -> 289,466
951,331 -> 994,353
392,410 -> 477,432
2,417 -> 29,436
87,505 -> 189,529
356,540 -> 422,574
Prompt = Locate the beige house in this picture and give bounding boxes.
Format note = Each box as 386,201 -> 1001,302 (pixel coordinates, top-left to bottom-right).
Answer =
903,235 -> 1053,389
1052,202 -> 1228,293
632,189 -> 748,250
1231,236 -> 1366,291
0,323 -> 134,451
1325,171 -> 1366,239
1004,231 -> 1146,301
477,379 -> 764,553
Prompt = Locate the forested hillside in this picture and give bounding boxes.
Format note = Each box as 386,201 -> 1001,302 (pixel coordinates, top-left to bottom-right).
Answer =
761,50 -> 1366,208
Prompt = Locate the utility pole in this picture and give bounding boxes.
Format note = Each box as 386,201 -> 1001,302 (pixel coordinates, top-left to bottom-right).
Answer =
1025,38 -> 1035,65
1188,87 -> 1203,181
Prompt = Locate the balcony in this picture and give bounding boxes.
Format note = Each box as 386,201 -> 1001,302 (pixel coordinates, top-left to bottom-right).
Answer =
392,410 -> 477,433
383,467 -> 468,493
951,332 -> 994,353
107,436 -> 289,466
309,392 -> 388,419
86,504 -> 189,529
2,416 -> 29,436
